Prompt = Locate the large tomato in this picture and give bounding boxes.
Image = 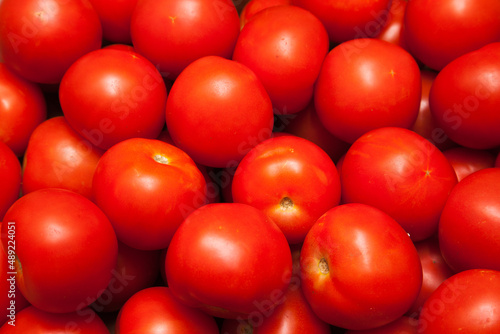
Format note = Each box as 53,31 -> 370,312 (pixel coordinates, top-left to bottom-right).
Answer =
1,188 -> 118,313
165,203 -> 292,319
233,5 -> 329,114
0,63 -> 46,157
92,138 -> 206,250
439,168 -> 500,272
239,0 -> 291,28
59,47 -> 167,150
404,0 -> 500,71
429,42 -> 500,149
0,0 -> 102,84
232,135 -> 341,244
300,203 -> 422,330
314,38 -> 421,144
165,56 -> 274,168
0,142 -> 20,221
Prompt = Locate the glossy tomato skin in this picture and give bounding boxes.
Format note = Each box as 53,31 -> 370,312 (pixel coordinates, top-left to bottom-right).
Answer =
439,168 -> 500,272
404,0 -> 500,71
88,0 -> 138,44
341,127 -> 458,241
0,0 -> 102,84
232,135 -> 341,244
1,188 -> 118,313
165,203 -> 292,319
429,43 -> 500,149
116,286 -> 219,334
22,116 -> 104,199
345,316 -> 418,334
314,38 -> 421,143
92,138 -> 206,250
442,147 -> 496,182
0,306 -> 109,333
165,56 -> 274,168
130,0 -> 240,79
291,0 -> 391,44
233,5 -> 329,114
59,48 -> 167,150
300,203 -> 422,330
374,0 -> 407,50
0,142 -> 20,221
418,269 -> 500,333
239,0 -> 291,28
0,64 -> 46,157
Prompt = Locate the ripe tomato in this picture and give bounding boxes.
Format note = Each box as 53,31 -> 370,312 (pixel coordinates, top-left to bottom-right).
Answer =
116,286 -> 219,333
233,5 -> 329,114
0,0 -> 102,84
130,0 -> 240,79
232,135 -> 341,244
88,0 -> 138,44
59,47 -> 167,150
429,43 -> 500,149
374,0 -> 407,50
0,142 -> 20,221
344,316 -> 418,334
418,269 -> 500,333
0,63 -> 46,157
314,38 -> 421,143
404,0 -> 500,71
341,127 -> 458,241
442,147 -> 496,182
92,138 -> 206,250
22,116 -> 104,199
439,168 -> 500,272
239,0 -> 291,28
165,56 -> 274,168
300,203 -> 422,330
165,203 -> 292,319
1,188 -> 118,313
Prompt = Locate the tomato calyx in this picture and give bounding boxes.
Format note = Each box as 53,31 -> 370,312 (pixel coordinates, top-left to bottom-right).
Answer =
153,154 -> 169,165
318,258 -> 329,274
280,196 -> 294,210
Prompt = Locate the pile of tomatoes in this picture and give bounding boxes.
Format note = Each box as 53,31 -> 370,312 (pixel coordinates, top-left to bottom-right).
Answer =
1,0 -> 500,333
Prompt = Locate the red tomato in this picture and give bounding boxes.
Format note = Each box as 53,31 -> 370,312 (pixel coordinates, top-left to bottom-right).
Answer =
233,5 -> 329,114
92,138 -> 206,250
1,188 -> 118,313
404,0 -> 500,71
418,269 -> 500,333
341,127 -> 458,241
300,203 -> 422,330
22,116 -> 104,199
439,168 -> 500,272
0,306 -> 109,333
88,0 -> 138,44
239,0 -> 291,28
0,63 -> 46,157
374,0 -> 407,50
0,0 -> 102,84
130,0 -> 240,79
232,135 -> 341,244
165,56 -> 274,168
165,203 -> 292,319
0,142 -> 20,221
345,316 -> 418,334
291,0 -> 392,44
442,146 -> 496,182
429,43 -> 500,149
314,39 -> 421,143
59,48 -> 167,150
116,286 -> 219,334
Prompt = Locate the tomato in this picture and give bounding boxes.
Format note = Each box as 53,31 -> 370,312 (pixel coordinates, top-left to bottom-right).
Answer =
291,0 -> 392,44
429,43 -> 500,150
233,5 -> 329,114
130,0 -> 240,79
1,188 -> 118,313
92,138 -> 206,250
439,168 -> 500,272
0,0 -> 102,84
374,0 -> 407,50
0,142 -> 20,221
314,38 -> 421,143
0,306 -> 109,333
239,0 -> 291,29
0,63 -> 46,157
404,0 -> 500,71
341,127 -> 458,241
300,203 -> 422,330
165,203 -> 292,319
165,55 -> 274,168
442,147 -> 496,182
22,116 -> 104,199
116,286 -> 219,334
418,269 -> 500,333
88,0 -> 138,44
232,135 -> 341,244
344,316 -> 418,334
